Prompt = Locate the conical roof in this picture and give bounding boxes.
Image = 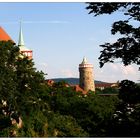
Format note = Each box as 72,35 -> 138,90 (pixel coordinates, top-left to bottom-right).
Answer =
18,22 -> 30,51
18,22 -> 24,47
81,56 -> 88,64
79,56 -> 93,68
0,26 -> 13,41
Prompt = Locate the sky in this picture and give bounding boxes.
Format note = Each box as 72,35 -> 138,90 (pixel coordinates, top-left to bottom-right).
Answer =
0,2 -> 139,82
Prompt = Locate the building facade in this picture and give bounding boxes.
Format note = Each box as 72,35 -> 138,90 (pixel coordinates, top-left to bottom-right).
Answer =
79,57 -> 95,92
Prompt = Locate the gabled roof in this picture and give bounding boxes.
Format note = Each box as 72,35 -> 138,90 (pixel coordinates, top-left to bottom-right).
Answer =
0,26 -> 13,42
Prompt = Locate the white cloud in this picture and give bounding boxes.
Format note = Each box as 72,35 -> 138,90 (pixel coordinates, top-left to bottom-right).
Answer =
60,69 -> 77,78
95,63 -> 138,82
108,63 -> 137,75
121,65 -> 137,75
109,63 -> 119,71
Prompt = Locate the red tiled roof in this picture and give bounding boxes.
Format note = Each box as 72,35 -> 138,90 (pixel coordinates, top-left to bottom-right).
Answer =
46,80 -> 55,86
95,83 -> 117,88
73,85 -> 87,94
0,26 -> 13,42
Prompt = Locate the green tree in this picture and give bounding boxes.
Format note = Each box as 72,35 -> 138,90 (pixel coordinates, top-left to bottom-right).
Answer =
102,87 -> 119,94
0,41 -> 46,136
50,89 -> 119,137
107,80 -> 140,137
119,80 -> 140,104
78,95 -> 119,137
47,113 -> 88,137
86,3 -> 140,68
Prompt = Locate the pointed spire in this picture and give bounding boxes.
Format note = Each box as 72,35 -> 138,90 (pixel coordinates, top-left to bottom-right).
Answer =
18,21 -> 25,47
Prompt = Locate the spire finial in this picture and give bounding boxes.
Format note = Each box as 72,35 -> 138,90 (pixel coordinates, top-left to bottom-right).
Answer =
18,20 -> 25,47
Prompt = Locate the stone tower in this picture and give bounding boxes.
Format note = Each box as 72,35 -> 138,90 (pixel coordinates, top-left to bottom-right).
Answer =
79,57 -> 95,92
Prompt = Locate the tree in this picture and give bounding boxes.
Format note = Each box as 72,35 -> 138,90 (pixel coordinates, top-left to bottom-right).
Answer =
50,90 -> 119,137
0,41 -> 45,136
86,3 -> 140,68
102,87 -> 119,94
0,40 -> 88,137
106,80 -> 140,137
118,80 -> 140,104
46,113 -> 88,137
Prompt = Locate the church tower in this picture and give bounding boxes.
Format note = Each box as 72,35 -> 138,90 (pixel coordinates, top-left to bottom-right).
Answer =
18,22 -> 33,59
79,57 -> 95,92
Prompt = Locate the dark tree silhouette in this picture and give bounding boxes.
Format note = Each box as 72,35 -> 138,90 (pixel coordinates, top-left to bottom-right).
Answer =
119,80 -> 140,104
86,3 -> 140,68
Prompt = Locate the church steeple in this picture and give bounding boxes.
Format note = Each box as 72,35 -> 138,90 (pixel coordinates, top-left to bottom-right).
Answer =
18,21 -> 25,47
18,21 -> 33,60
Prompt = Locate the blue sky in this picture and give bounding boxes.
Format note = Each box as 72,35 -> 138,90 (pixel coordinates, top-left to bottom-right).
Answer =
0,2 -> 139,82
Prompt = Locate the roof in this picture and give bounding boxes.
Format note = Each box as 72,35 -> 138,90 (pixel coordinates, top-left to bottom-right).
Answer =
18,22 -> 25,47
0,26 -> 13,42
73,85 -> 87,94
79,57 -> 93,68
81,56 -> 88,64
46,80 -> 55,86
18,22 -> 32,51
95,83 -> 118,88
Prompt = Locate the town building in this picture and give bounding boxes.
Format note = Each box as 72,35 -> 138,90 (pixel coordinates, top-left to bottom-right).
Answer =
95,83 -> 118,90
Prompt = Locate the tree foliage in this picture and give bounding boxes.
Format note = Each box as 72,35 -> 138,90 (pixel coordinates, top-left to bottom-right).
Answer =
107,80 -> 140,137
0,41 -> 45,136
119,80 -> 140,104
86,3 -> 140,67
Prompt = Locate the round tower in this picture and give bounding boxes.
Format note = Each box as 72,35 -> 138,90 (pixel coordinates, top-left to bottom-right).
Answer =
79,57 -> 95,92
18,22 -> 33,59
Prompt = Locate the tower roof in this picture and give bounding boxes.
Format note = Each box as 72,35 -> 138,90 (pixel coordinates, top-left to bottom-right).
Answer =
18,22 -> 25,47
79,57 -> 93,68
81,56 -> 88,64
18,22 -> 31,51
0,26 -> 13,42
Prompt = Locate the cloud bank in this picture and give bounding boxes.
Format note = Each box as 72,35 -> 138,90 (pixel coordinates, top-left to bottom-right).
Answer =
95,63 -> 138,83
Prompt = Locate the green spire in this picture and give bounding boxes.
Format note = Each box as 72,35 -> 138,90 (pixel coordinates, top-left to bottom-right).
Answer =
18,21 -> 25,47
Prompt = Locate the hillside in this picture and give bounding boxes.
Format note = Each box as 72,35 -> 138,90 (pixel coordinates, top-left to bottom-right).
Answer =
47,78 -> 108,85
